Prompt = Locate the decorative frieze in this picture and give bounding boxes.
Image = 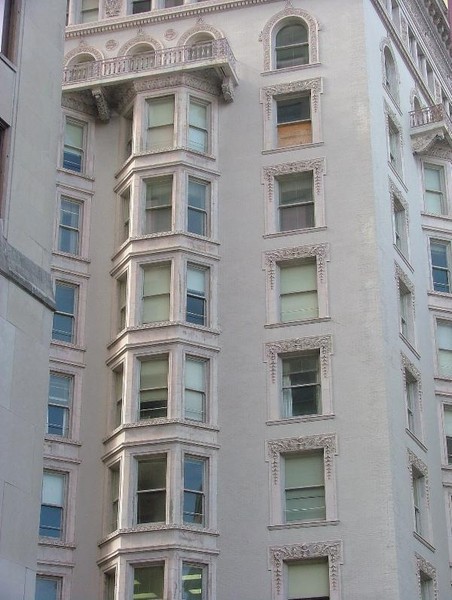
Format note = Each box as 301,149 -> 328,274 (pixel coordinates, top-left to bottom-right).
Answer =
265,335 -> 332,383
104,0 -> 121,18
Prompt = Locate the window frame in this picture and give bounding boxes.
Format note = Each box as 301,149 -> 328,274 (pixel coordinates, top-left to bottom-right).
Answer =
382,42 -> 399,104
408,450 -> 431,543
108,462 -> 121,533
188,96 -> 210,154
186,263 -> 209,327
143,174 -> 174,235
52,280 -> 78,345
183,454 -> 207,526
182,562 -> 207,600
184,355 -> 209,423
275,20 -> 309,70
436,319 -> 452,378
429,239 -> 451,294
283,451 -> 326,523
138,354 -> 170,421
385,107 -> 403,178
47,371 -> 74,439
396,266 -> 415,345
141,261 -> 172,325
441,402 -> 452,466
117,270 -> 128,332
62,116 -> 87,174
39,471 -> 67,540
135,454 -> 168,525
401,354 -> 423,442
422,162 -> 447,215
57,196 -> 82,256
415,555 -> 437,600
35,575 -> 63,600
391,184 -> 409,259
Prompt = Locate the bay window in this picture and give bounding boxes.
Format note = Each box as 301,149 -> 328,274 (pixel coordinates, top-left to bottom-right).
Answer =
186,266 -> 207,326
147,96 -> 174,151
139,356 -> 169,419
136,456 -> 167,524
188,99 -> 209,153
133,565 -> 164,600
142,263 -> 171,323
145,176 -> 173,234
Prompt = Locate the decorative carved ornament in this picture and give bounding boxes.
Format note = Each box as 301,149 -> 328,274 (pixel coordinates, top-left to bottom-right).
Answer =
105,39 -> 118,51
62,92 -> 97,116
400,15 -> 409,48
263,159 -> 325,202
380,38 -> 400,106
117,32 -> 164,57
221,77 -> 234,103
64,41 -> 104,66
401,352 -> 422,409
264,244 -> 328,289
259,5 -> 319,70
262,79 -> 322,119
265,335 -> 332,383
177,19 -> 224,45
411,130 -> 451,155
104,0 -> 121,17
134,73 -> 220,96
389,176 -> 409,219
415,554 -> 438,600
394,262 -> 415,314
269,541 -> 342,595
164,29 -> 177,41
92,87 -> 111,121
408,449 -> 430,505
267,434 -> 337,484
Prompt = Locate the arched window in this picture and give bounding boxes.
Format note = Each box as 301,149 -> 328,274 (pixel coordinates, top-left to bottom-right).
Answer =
383,47 -> 397,98
275,22 -> 309,69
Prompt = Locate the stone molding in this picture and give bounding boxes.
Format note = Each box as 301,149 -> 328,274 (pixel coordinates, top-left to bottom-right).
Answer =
380,37 -> 400,106
261,78 -> 322,119
263,158 -> 325,200
415,553 -> 438,600
259,3 -> 319,71
177,17 -> 224,45
117,31 -> 164,56
269,541 -> 342,596
408,449 -> 430,505
64,41 -> 104,66
104,0 -> 121,17
389,176 -> 409,219
411,131 -> 452,156
265,335 -> 332,383
92,87 -> 111,121
62,92 -> 98,116
264,243 -> 328,289
395,262 -> 415,314
401,352 -> 423,410
267,434 -> 337,484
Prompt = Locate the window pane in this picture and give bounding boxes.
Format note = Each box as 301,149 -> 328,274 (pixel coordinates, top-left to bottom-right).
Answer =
189,102 -> 207,129
285,453 -> 324,488
280,263 -> 316,293
188,128 -> 208,153
185,358 -> 205,391
188,180 -> 207,210
49,373 -> 72,404
276,23 -> 308,46
133,566 -> 164,600
138,458 -> 166,491
182,564 -> 203,600
148,97 -> 174,126
425,166 -> 442,191
35,577 -> 59,600
280,204 -> 314,230
143,265 -> 170,295
55,284 -> 75,314
277,97 -> 310,123
42,472 -> 64,505
137,458 -> 166,522
444,408 -> 452,436
47,405 -> 68,436
65,122 -> 83,147
187,268 -> 205,293
288,560 -> 329,599
39,505 -> 63,537
438,323 -> 452,350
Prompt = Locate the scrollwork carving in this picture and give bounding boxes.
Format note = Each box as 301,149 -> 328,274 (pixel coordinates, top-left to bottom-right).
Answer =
64,42 -> 104,66
270,541 -> 342,595
263,159 -> 325,201
261,79 -> 322,119
104,0 -> 121,17
408,449 -> 430,505
265,335 -> 332,383
415,554 -> 438,600
117,32 -> 164,57
264,244 -> 328,289
401,352 -> 422,409
178,20 -> 224,45
92,87 -> 111,121
411,130 -> 450,155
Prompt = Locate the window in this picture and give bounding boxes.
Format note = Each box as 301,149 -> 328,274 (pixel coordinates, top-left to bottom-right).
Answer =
420,573 -> 433,600
142,263 -> 171,323
139,356 -> 168,419
277,95 -> 311,147
188,178 -> 209,236
287,558 -> 329,600
188,99 -> 209,153
145,176 -> 172,234
104,571 -> 116,600
275,22 -> 309,69
284,452 -> 325,523
183,456 -> 205,525
398,279 -> 413,341
63,120 -> 85,173
437,321 -> 452,377
125,111 -> 133,158
58,198 -> 81,255
109,464 -> 120,532
133,565 -> 164,600
383,47 -> 397,98
392,195 -> 408,256
424,164 -> 446,215
184,357 -> 207,422
114,368 -> 123,428
186,266 -> 207,326
0,0 -> 15,59
430,241 -> 450,293
443,406 -> 452,464
388,117 -> 402,174
118,274 -> 127,331
47,372 -> 72,437
80,0 -> 98,22
52,282 -> 77,344
147,96 -> 174,151
132,0 -> 151,14
35,576 -> 61,600
136,456 -> 167,524
280,260 -> 318,322
412,467 -> 427,537
277,171 -> 314,231
182,564 -> 205,600
282,352 -> 320,418
40,472 -> 65,539
404,368 -> 420,437
120,189 -> 130,243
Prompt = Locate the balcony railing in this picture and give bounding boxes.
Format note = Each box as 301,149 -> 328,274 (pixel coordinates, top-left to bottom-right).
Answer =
62,39 -> 237,87
409,104 -> 452,131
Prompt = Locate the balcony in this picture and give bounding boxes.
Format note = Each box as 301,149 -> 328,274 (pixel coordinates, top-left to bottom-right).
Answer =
62,39 -> 238,92
409,104 -> 452,153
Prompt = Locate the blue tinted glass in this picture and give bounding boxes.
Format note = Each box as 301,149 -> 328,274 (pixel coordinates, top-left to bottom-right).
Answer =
431,245 -> 448,267
63,150 -> 82,172
55,285 -> 75,314
188,208 -> 205,236
186,296 -> 205,325
184,459 -> 203,491
52,314 -> 73,343
47,406 -> 66,436
35,578 -> 58,600
39,505 -> 62,538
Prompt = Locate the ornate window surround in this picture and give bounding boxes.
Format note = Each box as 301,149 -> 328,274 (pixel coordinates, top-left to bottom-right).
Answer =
384,101 -> 405,183
408,449 -> 432,547
262,158 -> 326,235
269,540 -> 342,600
389,176 -> 411,264
401,352 -> 424,445
266,434 -> 338,528
264,335 -> 333,424
259,4 -> 320,73
395,262 -> 416,348
261,78 -> 323,152
415,553 -> 438,600
263,243 -> 329,326
380,38 -> 400,108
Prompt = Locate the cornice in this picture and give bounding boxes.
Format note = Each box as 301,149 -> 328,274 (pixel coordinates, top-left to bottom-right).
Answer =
65,0 -> 281,39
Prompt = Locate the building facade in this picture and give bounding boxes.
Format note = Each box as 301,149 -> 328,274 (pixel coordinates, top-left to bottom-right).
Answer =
0,2 -> 66,600
38,0 -> 452,598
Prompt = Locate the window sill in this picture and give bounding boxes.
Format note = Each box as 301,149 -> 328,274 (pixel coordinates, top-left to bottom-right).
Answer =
383,85 -> 402,115
262,62 -> 321,76
263,141 -> 324,155
269,519 -> 339,530
421,210 -> 452,221
413,531 -> 435,553
265,317 -> 331,328
52,250 -> 91,264
394,246 -> 413,273
38,538 -> 76,549
264,226 -> 327,239
57,167 -> 94,182
102,418 -> 219,443
405,428 -> 427,453
267,414 -> 335,426
441,463 -> 452,471
44,434 -> 82,447
388,163 -> 407,190
0,52 -> 17,71
98,523 -> 220,546
50,340 -> 86,352
427,290 -> 452,300
399,334 -> 420,359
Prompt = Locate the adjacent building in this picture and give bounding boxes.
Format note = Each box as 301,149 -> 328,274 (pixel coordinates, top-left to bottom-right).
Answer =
23,0 -> 452,598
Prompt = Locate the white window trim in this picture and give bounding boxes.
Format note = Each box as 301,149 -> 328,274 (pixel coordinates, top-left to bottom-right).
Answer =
264,244 -> 329,325
429,238 -> 452,295
267,434 -> 338,527
421,159 -> 450,216
60,111 -> 94,178
381,39 -> 400,106
384,102 -> 404,180
415,554 -> 438,600
395,263 -> 416,347
265,335 -> 333,423
263,158 -> 326,235
51,270 -> 88,350
261,78 -> 323,151
408,450 -> 432,545
440,399 -> 452,466
54,186 -> 92,260
390,177 -> 410,261
401,353 -> 424,444
260,6 -> 320,72
114,266 -> 129,335
47,361 -> 83,443
269,541 -> 342,600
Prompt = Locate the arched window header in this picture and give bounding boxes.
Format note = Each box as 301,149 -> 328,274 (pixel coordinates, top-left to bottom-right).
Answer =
275,21 -> 309,69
